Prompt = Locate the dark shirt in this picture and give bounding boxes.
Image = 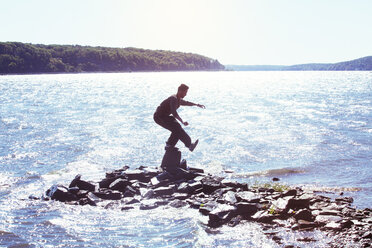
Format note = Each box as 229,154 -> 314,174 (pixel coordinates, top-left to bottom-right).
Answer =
155,94 -> 193,118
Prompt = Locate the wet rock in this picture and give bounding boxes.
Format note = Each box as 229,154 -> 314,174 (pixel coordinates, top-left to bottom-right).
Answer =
235,191 -> 260,203
236,202 -> 260,217
68,187 -> 80,195
208,204 -> 237,227
123,186 -> 137,197
109,179 -> 131,192
251,210 -> 275,223
201,176 -> 224,194
324,221 -> 342,231
93,190 -> 122,200
199,201 -> 219,215
221,179 -> 247,190
292,220 -> 318,230
125,169 -> 151,183
294,209 -> 313,222
315,215 -> 343,224
222,191 -> 237,204
172,193 -> 189,200
154,185 -> 176,197
272,177 -> 280,182
282,189 -> 297,197
46,184 -> 78,202
140,199 -> 159,210
335,196 -> 353,204
140,188 -> 154,199
287,198 -> 310,210
99,176 -> 122,189
169,199 -> 187,208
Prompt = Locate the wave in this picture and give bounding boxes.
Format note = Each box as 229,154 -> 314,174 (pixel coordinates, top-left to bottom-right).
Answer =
234,167 -> 306,178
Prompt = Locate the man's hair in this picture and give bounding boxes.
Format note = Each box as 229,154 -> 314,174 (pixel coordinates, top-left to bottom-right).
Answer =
178,84 -> 189,92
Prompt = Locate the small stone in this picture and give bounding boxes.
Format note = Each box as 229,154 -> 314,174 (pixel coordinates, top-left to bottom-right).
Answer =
272,177 -> 280,182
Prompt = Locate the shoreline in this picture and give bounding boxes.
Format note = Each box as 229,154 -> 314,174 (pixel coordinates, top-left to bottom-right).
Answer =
40,165 -> 372,247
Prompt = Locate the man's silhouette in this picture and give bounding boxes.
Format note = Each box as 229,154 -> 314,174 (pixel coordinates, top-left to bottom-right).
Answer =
154,84 -> 205,151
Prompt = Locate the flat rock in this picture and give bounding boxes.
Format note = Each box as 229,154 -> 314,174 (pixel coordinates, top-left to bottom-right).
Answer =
315,215 -> 343,224
235,191 -> 260,203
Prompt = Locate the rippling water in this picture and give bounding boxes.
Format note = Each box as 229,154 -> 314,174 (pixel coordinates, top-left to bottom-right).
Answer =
1,71 -> 371,247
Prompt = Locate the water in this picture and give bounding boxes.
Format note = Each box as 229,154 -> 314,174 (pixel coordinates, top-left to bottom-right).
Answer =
0,71 -> 371,247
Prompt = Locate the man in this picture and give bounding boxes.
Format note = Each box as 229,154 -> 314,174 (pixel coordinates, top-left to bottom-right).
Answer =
154,84 -> 205,151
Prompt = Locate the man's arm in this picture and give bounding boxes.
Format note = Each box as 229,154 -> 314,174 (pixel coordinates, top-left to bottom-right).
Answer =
180,99 -> 206,109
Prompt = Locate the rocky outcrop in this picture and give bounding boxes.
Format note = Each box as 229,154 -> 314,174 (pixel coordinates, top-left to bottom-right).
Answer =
42,166 -> 372,247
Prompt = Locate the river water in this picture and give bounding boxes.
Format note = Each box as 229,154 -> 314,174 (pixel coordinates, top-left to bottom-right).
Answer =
0,71 -> 371,247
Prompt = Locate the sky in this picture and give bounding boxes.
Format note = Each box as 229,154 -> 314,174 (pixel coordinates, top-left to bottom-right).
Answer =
1,0 -> 372,65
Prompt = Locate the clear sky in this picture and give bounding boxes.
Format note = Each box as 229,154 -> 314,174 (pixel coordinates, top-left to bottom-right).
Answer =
1,0 -> 372,65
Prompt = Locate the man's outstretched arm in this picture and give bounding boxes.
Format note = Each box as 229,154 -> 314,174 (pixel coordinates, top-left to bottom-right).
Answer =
180,99 -> 206,109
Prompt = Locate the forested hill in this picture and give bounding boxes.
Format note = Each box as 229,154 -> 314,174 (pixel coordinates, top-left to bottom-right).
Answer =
0,42 -> 224,74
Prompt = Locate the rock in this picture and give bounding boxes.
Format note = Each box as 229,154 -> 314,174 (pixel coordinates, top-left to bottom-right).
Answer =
221,179 -> 247,190
251,210 -> 275,223
236,202 -> 260,217
235,191 -> 260,203
109,179 -> 131,192
222,191 -> 238,204
140,188 -> 154,199
172,193 -> 189,200
292,220 -> 318,230
123,186 -> 137,197
154,185 -> 176,197
189,181 -> 203,194
68,187 -> 80,195
228,215 -> 242,227
324,221 -> 343,231
99,177 -> 121,189
69,174 -> 82,188
125,169 -> 151,183
199,201 -> 219,215
85,192 -> 102,205
46,184 -> 78,202
294,209 -> 313,221
169,199 -> 187,208
287,198 -> 310,210
208,204 -> 237,227
315,215 -> 343,224
140,199 -> 159,210
361,231 -> 372,239
335,196 -> 353,204
93,190 -> 122,200
272,177 -> 280,182
201,176 -> 224,194
282,189 -> 297,197
271,197 -> 292,213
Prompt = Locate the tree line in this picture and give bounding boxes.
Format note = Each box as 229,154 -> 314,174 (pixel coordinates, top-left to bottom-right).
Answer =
0,42 -> 225,74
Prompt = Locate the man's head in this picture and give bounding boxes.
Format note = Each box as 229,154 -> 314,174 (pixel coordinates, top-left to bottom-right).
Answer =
177,84 -> 189,98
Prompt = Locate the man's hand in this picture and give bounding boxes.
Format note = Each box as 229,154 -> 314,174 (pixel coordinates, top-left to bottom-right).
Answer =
183,121 -> 189,126
197,104 -> 206,109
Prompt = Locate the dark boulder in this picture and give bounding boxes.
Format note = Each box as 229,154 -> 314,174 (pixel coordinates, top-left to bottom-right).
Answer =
201,176 -> 224,194
93,190 -> 122,200
208,204 -> 237,227
46,184 -> 78,202
236,202 -> 260,217
294,209 -> 314,221
109,179 -> 131,192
